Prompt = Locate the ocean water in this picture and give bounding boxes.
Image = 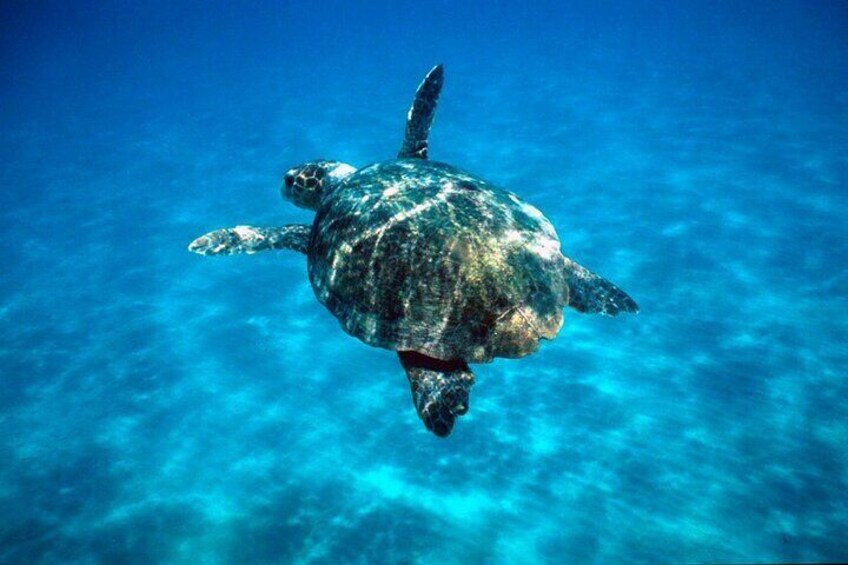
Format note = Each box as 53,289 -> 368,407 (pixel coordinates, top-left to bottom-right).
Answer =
2,1 -> 847,563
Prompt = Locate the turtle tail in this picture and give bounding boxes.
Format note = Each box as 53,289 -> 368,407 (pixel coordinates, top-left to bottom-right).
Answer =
398,351 -> 474,438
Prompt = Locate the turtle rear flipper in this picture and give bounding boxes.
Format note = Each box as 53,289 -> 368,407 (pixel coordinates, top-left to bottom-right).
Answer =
188,224 -> 311,256
564,258 -> 639,315
398,64 -> 444,160
399,351 -> 474,437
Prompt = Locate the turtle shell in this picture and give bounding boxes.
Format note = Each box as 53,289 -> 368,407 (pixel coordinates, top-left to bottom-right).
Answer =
307,159 -> 567,363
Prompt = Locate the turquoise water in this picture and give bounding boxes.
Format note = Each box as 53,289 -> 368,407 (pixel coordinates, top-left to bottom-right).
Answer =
2,1 -> 847,562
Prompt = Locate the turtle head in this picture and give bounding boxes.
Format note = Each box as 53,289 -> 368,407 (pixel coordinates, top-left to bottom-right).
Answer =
282,160 -> 356,211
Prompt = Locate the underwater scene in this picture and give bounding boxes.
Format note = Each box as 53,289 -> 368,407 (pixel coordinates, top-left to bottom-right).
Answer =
1,1 -> 847,563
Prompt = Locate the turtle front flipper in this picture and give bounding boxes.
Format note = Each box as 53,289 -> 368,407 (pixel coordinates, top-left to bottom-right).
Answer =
563,258 -> 639,315
188,224 -> 311,256
397,64 -> 444,160
399,351 -> 474,438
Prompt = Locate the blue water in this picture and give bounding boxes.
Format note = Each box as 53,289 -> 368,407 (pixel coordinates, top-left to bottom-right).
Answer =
2,1 -> 847,562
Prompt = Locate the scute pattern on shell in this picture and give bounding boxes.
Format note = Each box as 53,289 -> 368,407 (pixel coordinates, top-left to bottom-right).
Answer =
308,159 -> 568,363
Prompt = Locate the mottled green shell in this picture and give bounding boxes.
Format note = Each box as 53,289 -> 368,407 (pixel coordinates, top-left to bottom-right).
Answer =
308,159 -> 567,363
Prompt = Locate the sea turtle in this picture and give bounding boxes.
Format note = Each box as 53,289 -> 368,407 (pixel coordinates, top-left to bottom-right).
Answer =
189,65 -> 638,437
